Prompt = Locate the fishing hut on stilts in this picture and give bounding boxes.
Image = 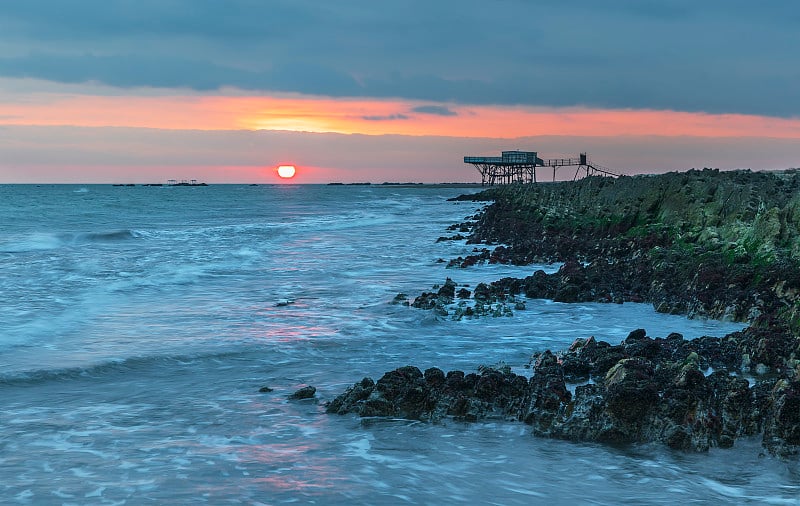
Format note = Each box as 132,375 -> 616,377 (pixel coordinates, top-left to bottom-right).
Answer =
464,150 -> 619,185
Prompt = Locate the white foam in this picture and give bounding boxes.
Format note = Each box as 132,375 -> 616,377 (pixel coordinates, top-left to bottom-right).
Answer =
0,232 -> 64,252
84,487 -> 105,498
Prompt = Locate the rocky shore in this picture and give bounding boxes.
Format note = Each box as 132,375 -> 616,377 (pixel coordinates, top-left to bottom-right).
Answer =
328,322 -> 799,456
328,169 -> 800,457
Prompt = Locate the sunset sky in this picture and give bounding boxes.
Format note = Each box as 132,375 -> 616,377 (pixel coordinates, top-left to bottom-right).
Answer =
1,1 -> 799,183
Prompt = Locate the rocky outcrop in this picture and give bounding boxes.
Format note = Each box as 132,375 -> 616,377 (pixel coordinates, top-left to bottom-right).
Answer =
326,365 -> 530,423
445,169 -> 800,324
346,169 -> 800,457
328,325 -> 800,457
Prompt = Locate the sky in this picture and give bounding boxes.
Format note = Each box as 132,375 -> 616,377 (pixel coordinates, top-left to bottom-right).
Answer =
1,0 -> 799,183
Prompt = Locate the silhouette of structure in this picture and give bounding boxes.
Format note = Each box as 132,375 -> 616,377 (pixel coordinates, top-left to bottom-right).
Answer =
464,150 -> 619,185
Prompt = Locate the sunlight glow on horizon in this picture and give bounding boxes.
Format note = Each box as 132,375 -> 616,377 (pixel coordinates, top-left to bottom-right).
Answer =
3,79 -> 800,184
2,83 -> 800,140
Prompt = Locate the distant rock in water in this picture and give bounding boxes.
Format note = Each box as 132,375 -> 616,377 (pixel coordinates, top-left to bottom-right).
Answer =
327,323 -> 800,457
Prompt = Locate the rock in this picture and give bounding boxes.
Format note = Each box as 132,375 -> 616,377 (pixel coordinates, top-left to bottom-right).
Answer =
288,386 -> 317,400
763,380 -> 800,456
604,358 -> 659,425
258,386 -> 274,393
327,365 -> 533,423
626,329 -> 647,341
389,169 -> 800,454
327,326 -> 800,456
326,378 -> 375,415
437,278 -> 457,299
391,293 -> 409,305
432,170 -> 800,324
473,283 -> 491,301
526,351 -> 571,431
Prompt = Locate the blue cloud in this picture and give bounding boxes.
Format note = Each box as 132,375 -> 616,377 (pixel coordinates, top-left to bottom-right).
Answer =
412,105 -> 457,116
362,114 -> 409,121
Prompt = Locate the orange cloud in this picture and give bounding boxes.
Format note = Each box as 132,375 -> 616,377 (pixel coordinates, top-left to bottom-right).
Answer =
2,89 -> 800,140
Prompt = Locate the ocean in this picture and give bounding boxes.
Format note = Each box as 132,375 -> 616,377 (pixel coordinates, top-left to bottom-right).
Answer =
0,184 -> 797,504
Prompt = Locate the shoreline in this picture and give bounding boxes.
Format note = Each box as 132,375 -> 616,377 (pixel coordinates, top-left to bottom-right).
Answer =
328,169 -> 800,457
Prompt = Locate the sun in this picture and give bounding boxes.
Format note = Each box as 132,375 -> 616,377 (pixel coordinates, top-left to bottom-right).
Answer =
276,165 -> 296,179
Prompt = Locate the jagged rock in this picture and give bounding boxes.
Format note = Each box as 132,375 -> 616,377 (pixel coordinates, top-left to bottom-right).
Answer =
328,328 -> 800,456
327,366 -> 532,423
437,278 -> 457,299
763,380 -> 800,457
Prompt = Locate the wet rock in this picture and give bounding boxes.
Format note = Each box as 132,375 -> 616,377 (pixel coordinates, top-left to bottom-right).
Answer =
327,366 -> 533,423
326,377 -> 375,415
288,386 -> 317,400
473,283 -> 491,301
437,278 -> 457,299
763,380 -> 800,457
436,234 -> 466,242
604,358 -> 659,424
389,170 -> 800,454
526,351 -> 571,431
258,386 -> 274,393
391,293 -> 409,305
328,326 -> 800,456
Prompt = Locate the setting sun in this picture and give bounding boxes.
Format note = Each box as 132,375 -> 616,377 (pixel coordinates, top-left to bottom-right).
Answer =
276,165 -> 296,179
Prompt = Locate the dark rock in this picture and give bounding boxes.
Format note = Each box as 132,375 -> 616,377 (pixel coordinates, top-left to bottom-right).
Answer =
258,386 -> 274,393
473,283 -> 491,301
288,386 -> 317,400
327,365 -> 534,423
526,351 -> 571,430
328,325 -> 800,456
626,329 -> 647,341
437,278 -> 457,299
391,170 -> 800,455
763,380 -> 800,456
604,358 -> 659,424
391,293 -> 409,305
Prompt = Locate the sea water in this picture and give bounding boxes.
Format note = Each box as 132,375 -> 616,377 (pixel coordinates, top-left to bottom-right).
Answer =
0,184 -> 797,505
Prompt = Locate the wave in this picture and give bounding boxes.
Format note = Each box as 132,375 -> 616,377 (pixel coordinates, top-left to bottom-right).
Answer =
0,350 -> 250,387
0,232 -> 63,252
1,229 -> 143,252
76,229 -> 142,242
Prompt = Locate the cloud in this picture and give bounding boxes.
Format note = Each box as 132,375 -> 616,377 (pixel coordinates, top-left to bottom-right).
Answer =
361,114 -> 409,121
412,105 -> 457,116
0,53 -> 363,95
0,1 -> 798,116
